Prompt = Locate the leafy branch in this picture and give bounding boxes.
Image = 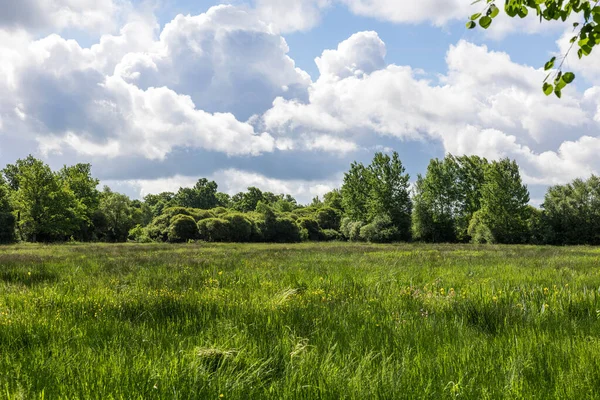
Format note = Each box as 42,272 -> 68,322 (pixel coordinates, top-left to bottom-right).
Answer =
467,0 -> 600,98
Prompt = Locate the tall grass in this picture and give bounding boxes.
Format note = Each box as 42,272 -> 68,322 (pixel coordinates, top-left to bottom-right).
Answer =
1,243 -> 600,399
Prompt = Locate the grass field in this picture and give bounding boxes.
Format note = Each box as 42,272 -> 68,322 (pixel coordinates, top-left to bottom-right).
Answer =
1,243 -> 600,399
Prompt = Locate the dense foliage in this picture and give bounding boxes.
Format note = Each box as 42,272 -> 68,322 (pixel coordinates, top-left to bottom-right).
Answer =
2,153 -> 600,245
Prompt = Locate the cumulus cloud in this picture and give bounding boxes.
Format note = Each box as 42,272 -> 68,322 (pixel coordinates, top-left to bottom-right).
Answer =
114,5 -> 311,120
261,31 -> 600,186
1,1 -> 599,199
0,0 -> 121,33
253,0 -> 572,38
254,0 -> 332,33
0,5 -> 315,162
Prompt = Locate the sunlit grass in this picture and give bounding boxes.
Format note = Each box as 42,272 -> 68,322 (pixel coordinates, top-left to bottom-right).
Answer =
1,243 -> 600,399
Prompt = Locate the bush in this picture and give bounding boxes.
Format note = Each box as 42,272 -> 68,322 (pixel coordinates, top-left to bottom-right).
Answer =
317,207 -> 341,230
198,218 -> 231,242
292,207 -> 319,218
468,211 -> 496,244
128,224 -> 152,243
146,214 -> 171,242
321,229 -> 342,242
191,209 -> 216,222
211,207 -> 229,216
359,215 -> 399,243
297,218 -> 321,241
223,213 -> 253,242
168,215 -> 199,243
162,207 -> 194,219
273,218 -> 302,243
340,218 -> 365,242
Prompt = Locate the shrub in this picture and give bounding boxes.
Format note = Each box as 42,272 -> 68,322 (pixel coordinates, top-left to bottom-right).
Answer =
317,207 -> 341,230
162,207 -> 194,219
128,224 -> 152,243
198,218 -> 231,242
168,215 -> 199,243
146,214 -> 171,242
191,209 -> 215,222
223,213 -> 253,242
468,211 -> 496,244
321,229 -> 342,242
359,215 -> 399,243
340,218 -> 365,242
297,218 -> 321,241
273,218 -> 302,243
211,207 -> 229,216
292,207 -> 319,218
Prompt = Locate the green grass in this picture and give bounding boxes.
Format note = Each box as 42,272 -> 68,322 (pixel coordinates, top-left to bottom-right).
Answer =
1,243 -> 600,399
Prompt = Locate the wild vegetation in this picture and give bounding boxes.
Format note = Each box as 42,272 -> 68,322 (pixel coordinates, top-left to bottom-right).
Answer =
1,242 -> 600,399
2,153 -> 600,246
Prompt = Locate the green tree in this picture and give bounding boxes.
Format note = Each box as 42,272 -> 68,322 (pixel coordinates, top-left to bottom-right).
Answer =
453,155 -> 488,241
216,192 -> 232,208
412,158 -> 460,243
342,152 -> 412,240
341,162 -> 370,222
323,189 -> 344,211
468,0 -> 598,96
97,187 -> 137,242
366,152 -> 412,236
58,164 -> 100,240
232,187 -> 265,213
4,156 -> 79,242
542,175 -> 600,245
144,192 -> 175,218
173,179 -> 219,209
477,159 -> 530,244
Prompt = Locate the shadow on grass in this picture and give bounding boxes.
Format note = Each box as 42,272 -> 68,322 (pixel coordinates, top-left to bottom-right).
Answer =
0,268 -> 59,286
453,300 -> 524,335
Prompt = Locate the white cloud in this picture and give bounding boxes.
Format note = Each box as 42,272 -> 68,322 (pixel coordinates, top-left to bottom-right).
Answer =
253,0 -> 572,38
315,31 -> 386,79
340,0 -> 471,25
0,5 -> 315,161
114,5 -> 311,119
0,0 -> 121,33
261,32 -> 600,186
254,0 -> 332,33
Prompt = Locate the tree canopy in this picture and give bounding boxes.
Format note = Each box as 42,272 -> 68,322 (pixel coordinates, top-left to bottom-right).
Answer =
1,153 -> 600,246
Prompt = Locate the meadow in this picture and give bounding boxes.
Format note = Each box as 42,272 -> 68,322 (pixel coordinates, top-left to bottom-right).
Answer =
1,243 -> 600,399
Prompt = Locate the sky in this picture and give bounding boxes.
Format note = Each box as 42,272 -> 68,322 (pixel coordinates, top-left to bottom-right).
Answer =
1,0 -> 599,205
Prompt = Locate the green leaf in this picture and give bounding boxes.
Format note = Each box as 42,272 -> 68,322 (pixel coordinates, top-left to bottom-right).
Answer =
581,45 -> 593,56
554,88 -> 562,99
489,4 -> 500,18
543,83 -> 554,96
518,6 -> 529,18
562,72 -> 576,84
471,13 -> 482,20
466,21 -> 477,29
479,16 -> 493,29
544,57 -> 556,71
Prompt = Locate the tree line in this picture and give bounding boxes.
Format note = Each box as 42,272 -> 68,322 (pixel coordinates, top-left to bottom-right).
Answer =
0,153 -> 599,245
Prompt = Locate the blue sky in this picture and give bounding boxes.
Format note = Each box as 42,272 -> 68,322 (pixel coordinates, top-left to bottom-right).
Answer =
0,0 -> 599,204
